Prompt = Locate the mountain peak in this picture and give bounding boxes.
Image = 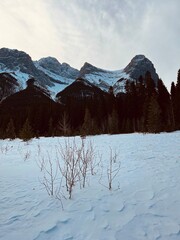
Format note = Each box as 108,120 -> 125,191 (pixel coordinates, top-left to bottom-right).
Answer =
0,48 -> 32,65
79,62 -> 105,78
81,62 -> 97,71
0,47 -> 54,87
35,57 -> 62,76
124,55 -> 159,83
35,56 -> 79,80
37,57 -> 61,67
83,62 -> 95,68
132,54 -> 146,61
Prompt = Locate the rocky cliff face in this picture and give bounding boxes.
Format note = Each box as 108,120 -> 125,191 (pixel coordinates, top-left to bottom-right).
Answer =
78,62 -> 106,77
0,72 -> 19,101
124,55 -> 159,84
77,55 -> 159,93
0,48 -> 79,97
0,48 -> 53,87
0,48 -> 160,98
35,57 -> 79,81
78,62 -> 130,93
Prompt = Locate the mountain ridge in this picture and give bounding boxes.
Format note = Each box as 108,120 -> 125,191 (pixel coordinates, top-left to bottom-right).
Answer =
0,47 -> 160,98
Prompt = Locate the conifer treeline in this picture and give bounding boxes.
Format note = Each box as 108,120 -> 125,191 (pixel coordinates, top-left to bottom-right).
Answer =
0,70 -> 180,140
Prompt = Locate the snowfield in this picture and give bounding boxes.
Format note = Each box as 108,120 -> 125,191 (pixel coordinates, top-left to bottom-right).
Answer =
0,132 -> 180,240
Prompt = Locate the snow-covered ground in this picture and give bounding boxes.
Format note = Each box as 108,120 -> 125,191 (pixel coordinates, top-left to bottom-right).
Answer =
0,132 -> 180,240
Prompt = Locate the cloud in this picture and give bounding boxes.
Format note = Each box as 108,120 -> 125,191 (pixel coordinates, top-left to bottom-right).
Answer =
46,0 -> 150,66
0,0 -> 180,89
0,0 -> 61,59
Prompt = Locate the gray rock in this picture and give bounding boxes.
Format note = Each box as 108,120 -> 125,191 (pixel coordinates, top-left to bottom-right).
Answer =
0,48 -> 54,87
35,57 -> 79,79
124,55 -> 159,84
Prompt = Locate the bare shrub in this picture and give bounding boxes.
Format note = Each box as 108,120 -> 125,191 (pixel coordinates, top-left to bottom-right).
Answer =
24,150 -> 31,161
38,152 -> 58,196
36,146 -> 65,209
0,143 -> 12,154
79,138 -> 95,188
107,148 -> 121,190
56,137 -> 97,198
99,148 -> 121,190
57,138 -> 81,199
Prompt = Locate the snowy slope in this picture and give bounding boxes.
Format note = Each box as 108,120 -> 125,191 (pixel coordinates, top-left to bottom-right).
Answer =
78,62 -> 131,93
34,57 -> 79,96
34,57 -> 79,80
0,48 -> 78,97
0,48 -> 160,98
33,64 -> 75,97
0,132 -> 180,240
0,48 -> 54,87
0,67 -> 30,90
78,55 -> 159,94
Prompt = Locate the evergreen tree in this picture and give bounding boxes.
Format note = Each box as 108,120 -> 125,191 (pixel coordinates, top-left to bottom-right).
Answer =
81,108 -> 98,135
48,117 -> 54,136
157,79 -> 171,130
175,70 -> 180,128
147,95 -> 161,133
177,69 -> 180,86
107,109 -> 119,134
145,71 -> 156,97
170,82 -> 176,129
19,118 -> 33,141
6,118 -> 16,140
124,81 -> 139,132
171,70 -> 180,129
136,76 -> 146,131
57,112 -> 71,136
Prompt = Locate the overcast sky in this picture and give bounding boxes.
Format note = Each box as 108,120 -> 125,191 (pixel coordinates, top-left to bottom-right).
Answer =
0,0 -> 180,89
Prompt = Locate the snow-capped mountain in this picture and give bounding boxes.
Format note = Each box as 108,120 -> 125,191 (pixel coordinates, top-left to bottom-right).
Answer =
0,72 -> 19,101
35,57 -> 79,80
34,57 -> 79,95
0,48 -> 79,97
78,55 -> 159,94
0,48 -> 54,89
124,55 -> 159,83
78,62 -> 130,93
0,48 -> 160,99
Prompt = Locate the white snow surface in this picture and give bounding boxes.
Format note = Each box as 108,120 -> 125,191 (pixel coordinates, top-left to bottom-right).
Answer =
0,132 -> 180,240
0,63 -> 74,97
82,69 -> 131,93
0,67 -> 30,90
34,64 -> 75,96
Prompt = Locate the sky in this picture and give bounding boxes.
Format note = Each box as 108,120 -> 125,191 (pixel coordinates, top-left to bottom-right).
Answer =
0,0 -> 180,89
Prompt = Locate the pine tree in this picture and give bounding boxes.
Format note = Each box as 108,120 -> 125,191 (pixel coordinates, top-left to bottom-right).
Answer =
175,70 -> 180,128
81,108 -> 97,135
136,76 -> 146,131
19,118 -> 33,141
177,69 -> 180,86
57,112 -> 71,136
171,70 -> 180,129
107,109 -> 119,134
48,117 -> 54,136
157,79 -> 171,130
6,119 -> 16,140
145,71 -> 156,97
170,82 -> 176,129
147,95 -> 161,133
